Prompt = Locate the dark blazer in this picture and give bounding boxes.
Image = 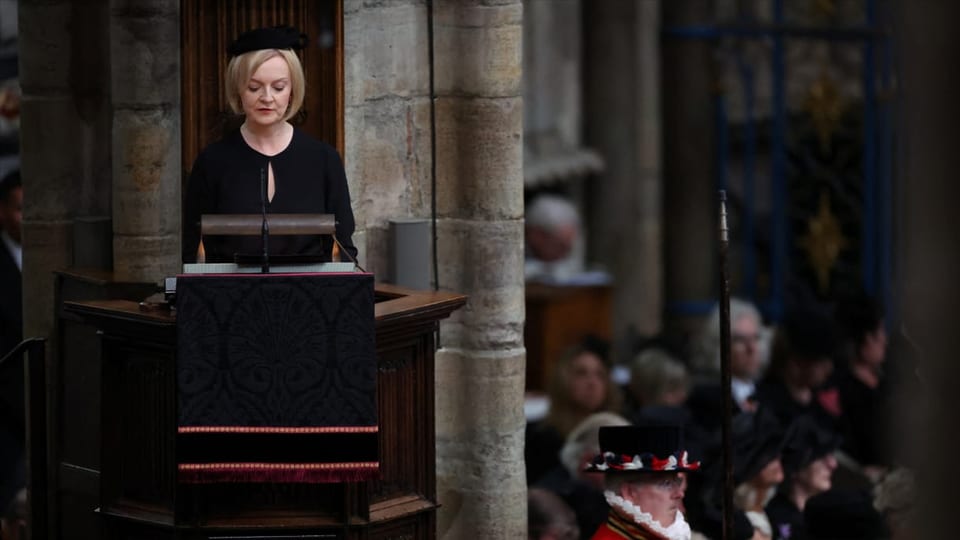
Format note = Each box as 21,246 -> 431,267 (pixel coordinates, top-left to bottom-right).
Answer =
0,240 -> 21,357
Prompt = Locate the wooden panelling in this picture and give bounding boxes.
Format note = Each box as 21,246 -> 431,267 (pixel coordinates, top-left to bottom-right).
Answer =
181,0 -> 344,180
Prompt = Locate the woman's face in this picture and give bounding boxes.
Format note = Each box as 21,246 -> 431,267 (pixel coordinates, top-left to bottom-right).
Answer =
754,457 -> 784,487
860,324 -> 888,367
241,55 -> 292,128
566,352 -> 608,413
794,453 -> 837,495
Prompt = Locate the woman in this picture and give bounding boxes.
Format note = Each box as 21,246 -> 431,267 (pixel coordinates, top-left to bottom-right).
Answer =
183,25 -> 357,264
526,337 -> 621,484
765,415 -> 840,540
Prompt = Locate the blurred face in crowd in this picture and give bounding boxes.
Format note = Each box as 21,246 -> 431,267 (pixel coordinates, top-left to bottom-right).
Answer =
621,473 -> 686,527
567,351 -> 608,413
753,457 -> 784,488
0,185 -> 22,244
794,453 -> 837,496
731,315 -> 763,380
527,223 -> 577,263
241,54 -> 292,129
860,323 -> 888,368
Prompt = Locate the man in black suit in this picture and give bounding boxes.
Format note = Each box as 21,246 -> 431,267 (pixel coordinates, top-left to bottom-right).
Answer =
0,169 -> 22,356
0,169 -> 24,517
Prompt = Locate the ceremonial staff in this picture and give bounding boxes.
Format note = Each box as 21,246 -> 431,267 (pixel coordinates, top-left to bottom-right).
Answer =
718,190 -> 734,540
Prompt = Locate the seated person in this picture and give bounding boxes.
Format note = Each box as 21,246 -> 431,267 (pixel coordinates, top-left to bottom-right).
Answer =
754,304 -> 837,431
536,412 -> 631,539
765,415 -> 841,540
525,194 -> 586,283
526,337 -> 622,485
528,487 -> 580,540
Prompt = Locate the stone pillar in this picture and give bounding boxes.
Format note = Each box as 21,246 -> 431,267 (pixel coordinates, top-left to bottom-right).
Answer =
109,0 -> 181,281
583,0 -> 664,342
343,0 -> 432,277
898,2 -> 960,537
432,1 -> 526,538
662,0 -> 718,333
18,0 -> 112,341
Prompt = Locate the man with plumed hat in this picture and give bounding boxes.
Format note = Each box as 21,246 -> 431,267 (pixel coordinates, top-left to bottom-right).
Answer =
585,424 -> 700,540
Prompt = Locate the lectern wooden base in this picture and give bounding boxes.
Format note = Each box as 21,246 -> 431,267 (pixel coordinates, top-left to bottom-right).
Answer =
60,278 -> 465,540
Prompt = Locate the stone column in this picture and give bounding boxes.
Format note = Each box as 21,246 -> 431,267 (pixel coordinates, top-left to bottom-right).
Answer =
432,1 -> 526,538
109,0 -> 181,280
898,2 -> 960,537
18,0 -> 112,341
583,0 -> 664,342
662,0 -> 718,333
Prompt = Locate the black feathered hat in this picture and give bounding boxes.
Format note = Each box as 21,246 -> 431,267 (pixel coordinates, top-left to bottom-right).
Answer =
780,415 -> 842,476
227,25 -> 306,56
585,424 -> 700,473
731,408 -> 784,485
803,489 -> 886,539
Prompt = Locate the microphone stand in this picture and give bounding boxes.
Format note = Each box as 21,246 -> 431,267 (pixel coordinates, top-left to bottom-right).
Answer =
261,166 -> 270,274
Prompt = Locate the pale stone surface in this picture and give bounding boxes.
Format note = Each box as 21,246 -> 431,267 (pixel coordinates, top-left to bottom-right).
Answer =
21,221 -> 72,341
112,107 -> 180,237
435,4 -> 522,98
345,97 -> 432,229
112,234 -> 180,281
434,96 -> 523,220
110,10 -> 179,106
18,97 -> 81,221
16,2 -> 72,92
435,347 -> 527,539
344,2 -> 429,106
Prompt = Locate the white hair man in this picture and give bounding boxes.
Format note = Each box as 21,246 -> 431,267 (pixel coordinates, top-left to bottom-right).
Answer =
525,193 -> 585,282
585,425 -> 700,540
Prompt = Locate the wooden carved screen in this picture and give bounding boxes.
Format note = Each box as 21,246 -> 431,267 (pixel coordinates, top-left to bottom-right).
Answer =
181,0 -> 343,178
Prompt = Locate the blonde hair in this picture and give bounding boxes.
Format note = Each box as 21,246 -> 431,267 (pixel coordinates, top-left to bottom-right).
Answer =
545,345 -> 622,438
629,348 -> 690,407
225,48 -> 305,122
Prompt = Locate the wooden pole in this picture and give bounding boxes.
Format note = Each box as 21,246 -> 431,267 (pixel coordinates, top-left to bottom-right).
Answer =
718,190 -> 734,540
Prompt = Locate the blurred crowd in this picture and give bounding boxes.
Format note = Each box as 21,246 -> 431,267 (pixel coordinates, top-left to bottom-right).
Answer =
525,294 -> 919,540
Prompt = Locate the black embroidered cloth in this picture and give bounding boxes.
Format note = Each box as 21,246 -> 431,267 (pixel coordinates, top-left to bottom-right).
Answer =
175,273 -> 378,483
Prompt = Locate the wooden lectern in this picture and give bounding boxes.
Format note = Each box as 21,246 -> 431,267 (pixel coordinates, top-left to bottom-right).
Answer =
56,270 -> 465,540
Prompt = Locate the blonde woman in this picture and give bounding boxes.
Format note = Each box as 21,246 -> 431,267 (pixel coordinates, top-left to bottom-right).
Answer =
526,338 -> 622,484
183,25 -> 356,264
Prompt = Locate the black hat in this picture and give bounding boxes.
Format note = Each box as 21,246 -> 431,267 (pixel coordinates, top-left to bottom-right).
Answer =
781,303 -> 838,360
780,415 -> 842,476
585,424 -> 700,473
227,25 -> 306,56
732,409 -> 784,485
803,489 -> 886,539
697,506 -> 756,540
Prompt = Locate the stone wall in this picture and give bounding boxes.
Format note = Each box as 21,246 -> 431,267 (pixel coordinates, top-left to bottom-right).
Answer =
19,0 -> 113,340
345,1 -> 527,537
109,0 -> 181,281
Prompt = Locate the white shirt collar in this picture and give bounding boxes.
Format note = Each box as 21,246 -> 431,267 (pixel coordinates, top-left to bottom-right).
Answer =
731,377 -> 755,408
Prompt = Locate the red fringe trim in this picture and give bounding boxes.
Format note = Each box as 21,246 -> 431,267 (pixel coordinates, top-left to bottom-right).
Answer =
178,464 -> 380,484
178,425 -> 378,434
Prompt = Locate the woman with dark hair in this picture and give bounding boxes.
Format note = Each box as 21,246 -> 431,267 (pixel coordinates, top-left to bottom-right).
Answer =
765,415 -> 841,540
754,304 -> 838,431
831,294 -> 891,478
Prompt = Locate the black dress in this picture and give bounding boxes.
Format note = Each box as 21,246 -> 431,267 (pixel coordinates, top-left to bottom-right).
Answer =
182,128 -> 357,264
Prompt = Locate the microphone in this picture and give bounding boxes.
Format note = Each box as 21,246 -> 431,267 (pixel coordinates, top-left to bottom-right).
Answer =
260,166 -> 269,273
